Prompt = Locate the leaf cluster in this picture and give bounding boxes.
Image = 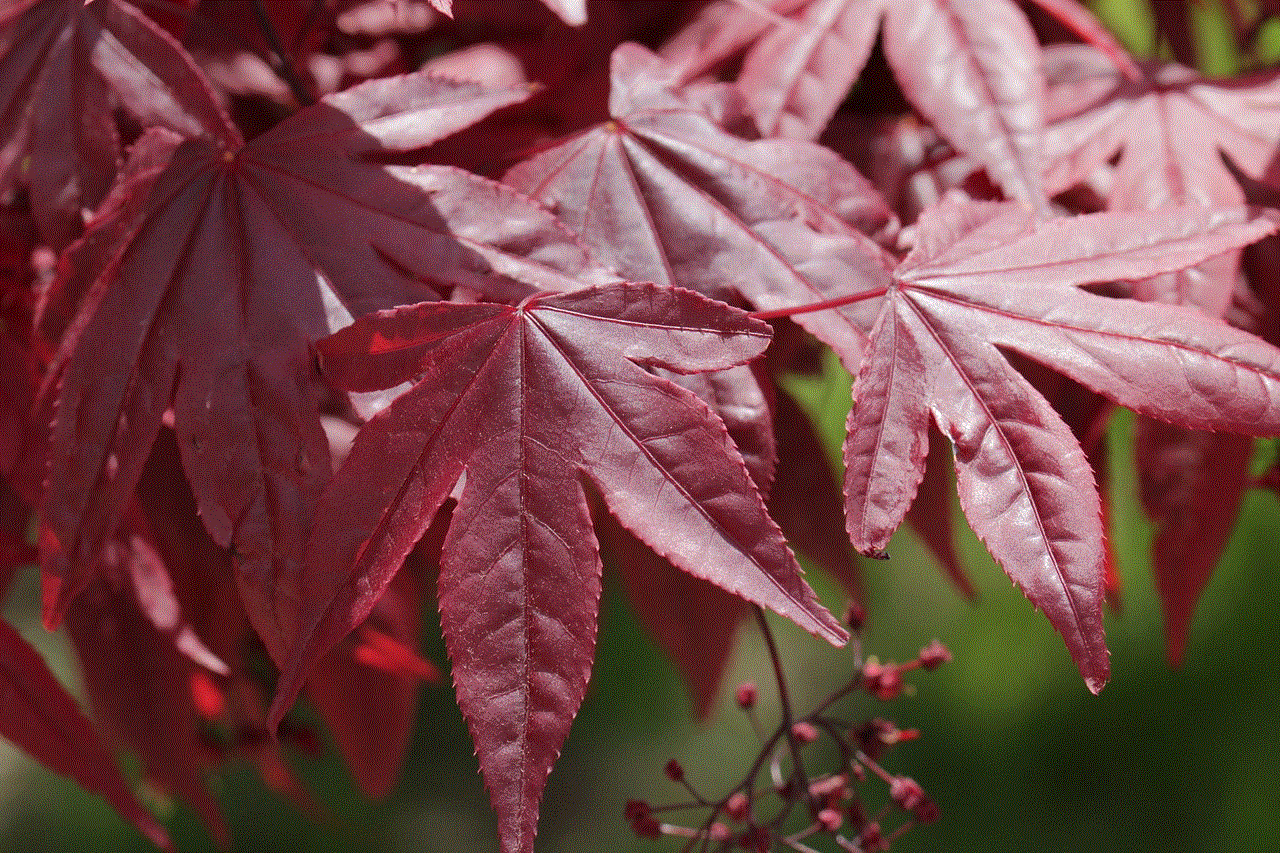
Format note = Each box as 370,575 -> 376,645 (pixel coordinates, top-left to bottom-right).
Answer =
4,2 -> 1280,852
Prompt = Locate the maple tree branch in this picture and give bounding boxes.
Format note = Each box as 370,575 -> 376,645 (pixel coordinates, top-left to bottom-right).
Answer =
754,605 -> 817,817
251,0 -> 316,107
749,287 -> 888,321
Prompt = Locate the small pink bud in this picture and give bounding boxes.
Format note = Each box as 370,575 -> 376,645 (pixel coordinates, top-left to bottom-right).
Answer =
725,791 -> 749,821
818,808 -> 843,832
735,681 -> 758,709
630,814 -> 661,839
864,661 -> 903,701
791,721 -> 819,743
624,800 -> 650,822
808,774 -> 847,798
708,822 -> 731,841
859,821 -> 885,852
918,639 -> 952,670
844,600 -> 866,631
912,795 -> 940,824
889,776 -> 925,811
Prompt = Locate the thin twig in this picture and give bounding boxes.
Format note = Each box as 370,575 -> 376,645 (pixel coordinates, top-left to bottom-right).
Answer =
754,606 -> 817,815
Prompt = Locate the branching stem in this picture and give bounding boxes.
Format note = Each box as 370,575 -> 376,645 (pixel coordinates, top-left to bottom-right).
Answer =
754,606 -> 817,815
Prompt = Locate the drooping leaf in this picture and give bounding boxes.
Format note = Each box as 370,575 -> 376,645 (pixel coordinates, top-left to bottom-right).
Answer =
36,71 -> 599,668
66,540 -> 229,847
768,388 -> 862,600
1135,420 -> 1253,666
0,0 -> 237,247
306,506 -> 445,798
695,0 -> 1048,206
281,282 -> 846,853
134,430 -> 320,813
0,615 -> 171,850
602,512 -> 749,720
903,423 -> 973,599
604,362 -> 775,717
842,195 -> 1280,691
505,42 -> 894,376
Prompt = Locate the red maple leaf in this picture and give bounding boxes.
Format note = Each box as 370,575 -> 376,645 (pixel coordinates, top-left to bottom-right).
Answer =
0,615 -> 172,850
505,43 -> 892,376
841,194 -> 1280,691
275,282 -> 846,853
0,0 -> 236,248
1043,43 -> 1280,661
665,0 -> 1048,207
36,70 -> 595,669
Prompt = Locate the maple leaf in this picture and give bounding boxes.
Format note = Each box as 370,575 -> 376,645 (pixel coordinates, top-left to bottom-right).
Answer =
37,70 -> 600,669
276,282 -> 846,853
1043,43 -> 1280,311
67,541 -> 228,847
505,42 -> 892,376
0,0 -> 238,248
842,195 -> 1280,691
1042,44 -> 1280,659
1135,420 -> 1253,666
0,615 -> 172,850
667,0 -> 1048,207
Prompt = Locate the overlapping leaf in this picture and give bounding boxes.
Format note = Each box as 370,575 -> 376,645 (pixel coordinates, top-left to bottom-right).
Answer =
505,43 -> 893,376
1043,43 -> 1280,658
843,195 -> 1280,691
37,71 -> 602,668
0,0 -> 237,248
0,615 -> 171,850
280,282 -> 846,853
669,0 -> 1047,206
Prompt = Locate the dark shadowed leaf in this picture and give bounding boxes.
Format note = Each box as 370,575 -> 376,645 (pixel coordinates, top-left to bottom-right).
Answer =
0,615 -> 172,850
0,0 -> 237,247
35,71 -> 595,669
67,540 -> 228,847
769,388 -> 863,600
306,506 -> 446,798
603,513 -> 749,720
1136,421 -> 1253,666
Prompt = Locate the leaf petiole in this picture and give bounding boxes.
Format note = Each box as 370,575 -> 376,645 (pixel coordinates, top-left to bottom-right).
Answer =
749,287 -> 888,321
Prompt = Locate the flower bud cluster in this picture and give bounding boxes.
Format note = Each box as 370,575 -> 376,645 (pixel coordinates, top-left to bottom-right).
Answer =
627,625 -> 951,850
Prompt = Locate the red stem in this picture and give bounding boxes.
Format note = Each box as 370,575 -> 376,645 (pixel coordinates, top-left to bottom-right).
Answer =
749,287 -> 888,321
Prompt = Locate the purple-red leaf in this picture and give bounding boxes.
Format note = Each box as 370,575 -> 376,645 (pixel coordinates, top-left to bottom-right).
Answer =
603,513 -> 749,720
1044,46 -> 1280,213
67,547 -> 228,847
881,0 -> 1047,209
0,0 -> 237,247
0,615 -> 171,850
35,72 -> 589,660
842,195 -> 1280,692
505,42 -> 893,375
282,282 -> 845,853
1135,421 -> 1253,667
727,0 -> 1048,206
